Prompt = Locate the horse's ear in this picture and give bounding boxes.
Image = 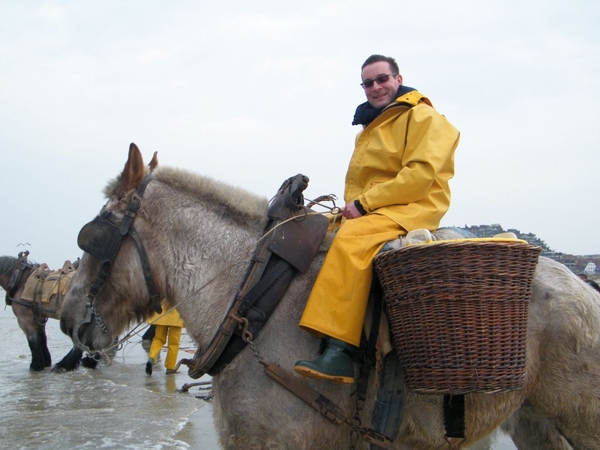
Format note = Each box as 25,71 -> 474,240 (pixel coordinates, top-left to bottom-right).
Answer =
148,151 -> 158,172
116,143 -> 145,198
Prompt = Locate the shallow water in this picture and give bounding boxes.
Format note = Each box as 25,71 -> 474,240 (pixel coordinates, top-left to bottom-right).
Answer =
0,303 -> 218,450
0,299 -> 517,449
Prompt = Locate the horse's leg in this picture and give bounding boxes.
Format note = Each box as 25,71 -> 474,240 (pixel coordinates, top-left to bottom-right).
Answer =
26,330 -> 50,371
80,352 -> 101,369
40,329 -> 51,367
52,347 -> 84,372
502,404 -> 573,450
13,304 -> 50,371
52,340 -> 116,372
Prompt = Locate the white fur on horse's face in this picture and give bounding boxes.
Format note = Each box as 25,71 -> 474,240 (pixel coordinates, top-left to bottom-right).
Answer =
60,146 -> 600,449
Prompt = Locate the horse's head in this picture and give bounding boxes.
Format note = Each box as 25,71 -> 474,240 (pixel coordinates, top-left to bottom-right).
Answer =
60,143 -> 164,352
0,253 -> 37,302
62,142 -> 270,355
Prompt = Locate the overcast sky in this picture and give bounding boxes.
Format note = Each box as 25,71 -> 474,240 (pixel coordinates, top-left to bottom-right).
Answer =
1,1 -> 599,269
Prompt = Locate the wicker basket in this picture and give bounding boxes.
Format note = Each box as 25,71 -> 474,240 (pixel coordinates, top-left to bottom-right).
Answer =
373,238 -> 541,394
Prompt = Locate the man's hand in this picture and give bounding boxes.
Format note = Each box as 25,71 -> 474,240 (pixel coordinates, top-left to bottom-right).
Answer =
342,202 -> 363,219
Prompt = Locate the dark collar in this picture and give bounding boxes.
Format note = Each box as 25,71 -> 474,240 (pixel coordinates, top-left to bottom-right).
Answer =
352,85 -> 416,126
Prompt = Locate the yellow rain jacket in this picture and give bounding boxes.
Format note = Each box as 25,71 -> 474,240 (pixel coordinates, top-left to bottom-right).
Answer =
299,91 -> 459,346
147,302 -> 185,370
147,303 -> 185,328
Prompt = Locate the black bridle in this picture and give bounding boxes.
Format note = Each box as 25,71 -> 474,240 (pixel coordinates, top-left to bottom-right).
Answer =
72,175 -> 162,352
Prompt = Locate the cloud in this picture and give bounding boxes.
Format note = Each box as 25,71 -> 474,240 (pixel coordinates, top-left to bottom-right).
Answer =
0,0 -> 599,266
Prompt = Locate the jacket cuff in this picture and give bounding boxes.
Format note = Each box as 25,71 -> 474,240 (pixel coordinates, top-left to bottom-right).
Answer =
354,200 -> 367,216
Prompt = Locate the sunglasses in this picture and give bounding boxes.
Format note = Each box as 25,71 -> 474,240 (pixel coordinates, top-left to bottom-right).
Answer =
360,73 -> 398,89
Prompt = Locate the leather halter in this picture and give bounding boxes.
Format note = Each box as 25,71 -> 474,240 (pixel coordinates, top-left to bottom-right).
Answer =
73,175 -> 162,351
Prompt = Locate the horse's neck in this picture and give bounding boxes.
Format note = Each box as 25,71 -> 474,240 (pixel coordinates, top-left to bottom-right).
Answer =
0,272 -> 9,290
162,213 -> 264,345
0,257 -> 18,291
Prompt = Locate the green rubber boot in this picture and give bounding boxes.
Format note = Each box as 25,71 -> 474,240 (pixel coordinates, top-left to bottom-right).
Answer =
294,338 -> 355,384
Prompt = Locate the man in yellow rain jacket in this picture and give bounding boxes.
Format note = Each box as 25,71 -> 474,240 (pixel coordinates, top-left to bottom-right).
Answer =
145,301 -> 185,375
295,54 -> 460,384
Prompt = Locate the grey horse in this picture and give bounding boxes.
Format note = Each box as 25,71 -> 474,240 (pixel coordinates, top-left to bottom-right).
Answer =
59,144 -> 599,449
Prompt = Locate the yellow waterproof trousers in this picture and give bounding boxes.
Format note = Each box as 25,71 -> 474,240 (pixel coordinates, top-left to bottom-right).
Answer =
149,325 -> 182,370
299,214 -> 406,346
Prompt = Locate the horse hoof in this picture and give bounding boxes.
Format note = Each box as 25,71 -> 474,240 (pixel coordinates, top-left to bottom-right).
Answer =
81,356 -> 99,369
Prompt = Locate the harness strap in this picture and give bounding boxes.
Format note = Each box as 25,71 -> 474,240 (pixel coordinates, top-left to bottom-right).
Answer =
186,222 -> 280,378
207,256 -> 296,376
262,360 -> 395,449
10,296 -> 59,321
8,260 -> 30,296
357,279 -> 383,409
129,229 -> 162,313
443,394 -> 465,441
238,256 -> 293,317
87,261 -> 111,300
86,175 -> 154,302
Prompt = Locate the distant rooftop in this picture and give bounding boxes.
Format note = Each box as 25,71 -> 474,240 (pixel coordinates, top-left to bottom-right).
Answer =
455,224 -> 600,274
458,224 -> 552,252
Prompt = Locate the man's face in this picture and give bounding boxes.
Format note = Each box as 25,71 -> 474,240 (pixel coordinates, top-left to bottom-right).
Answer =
361,61 -> 403,109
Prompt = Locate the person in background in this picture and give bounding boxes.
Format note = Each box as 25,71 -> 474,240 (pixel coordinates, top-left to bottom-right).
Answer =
294,54 -> 460,384
145,302 -> 185,375
578,273 -> 600,293
141,325 -> 156,351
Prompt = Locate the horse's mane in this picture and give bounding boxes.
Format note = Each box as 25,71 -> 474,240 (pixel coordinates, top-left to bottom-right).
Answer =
0,256 -> 18,277
103,165 -> 269,225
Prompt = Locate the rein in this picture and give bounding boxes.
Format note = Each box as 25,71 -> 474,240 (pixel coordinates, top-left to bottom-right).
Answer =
73,175 -> 162,352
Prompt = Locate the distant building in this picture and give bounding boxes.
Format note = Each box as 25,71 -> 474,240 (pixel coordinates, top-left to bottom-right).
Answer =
459,224 -> 552,251
584,262 -> 597,274
454,224 -> 600,275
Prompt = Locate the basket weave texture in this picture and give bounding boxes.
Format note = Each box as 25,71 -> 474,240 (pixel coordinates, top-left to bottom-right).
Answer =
373,239 -> 541,394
